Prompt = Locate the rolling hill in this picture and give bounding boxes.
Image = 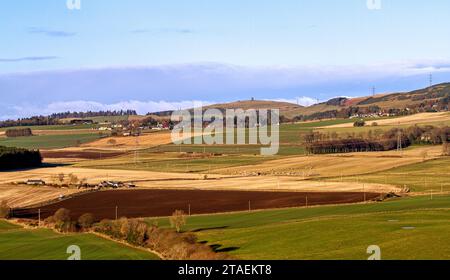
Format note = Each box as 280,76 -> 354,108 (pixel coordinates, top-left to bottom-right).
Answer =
150,83 -> 449,121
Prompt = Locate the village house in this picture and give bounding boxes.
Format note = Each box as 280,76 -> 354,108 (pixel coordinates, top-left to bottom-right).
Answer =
26,179 -> 46,186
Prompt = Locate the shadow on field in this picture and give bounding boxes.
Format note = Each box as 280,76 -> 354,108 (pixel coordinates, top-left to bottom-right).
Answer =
209,244 -> 240,253
191,226 -> 229,232
0,162 -> 70,172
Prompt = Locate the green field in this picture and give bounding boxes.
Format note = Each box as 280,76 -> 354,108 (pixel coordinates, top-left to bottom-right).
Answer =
0,220 -> 158,260
152,195 -> 450,260
0,124 -> 95,132
0,133 -> 103,149
329,157 -> 450,192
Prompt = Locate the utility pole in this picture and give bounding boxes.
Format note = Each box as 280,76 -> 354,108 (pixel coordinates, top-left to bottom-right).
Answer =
363,184 -> 366,203
372,86 -> 376,96
397,130 -> 403,152
115,206 -> 118,220
134,136 -> 139,166
305,195 -> 308,208
429,73 -> 433,88
248,201 -> 251,212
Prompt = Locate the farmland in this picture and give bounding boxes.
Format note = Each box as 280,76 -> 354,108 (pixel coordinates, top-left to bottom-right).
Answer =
0,220 -> 158,260
13,189 -> 381,220
153,195 -> 450,260
0,109 -> 449,260
0,133 -> 103,150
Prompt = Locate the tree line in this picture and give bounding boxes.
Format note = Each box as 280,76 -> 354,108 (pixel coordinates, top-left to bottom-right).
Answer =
305,125 -> 449,154
0,146 -> 42,170
0,110 -> 138,128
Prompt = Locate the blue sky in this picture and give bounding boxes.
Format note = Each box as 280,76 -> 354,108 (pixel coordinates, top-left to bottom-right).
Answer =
1,0 -> 450,119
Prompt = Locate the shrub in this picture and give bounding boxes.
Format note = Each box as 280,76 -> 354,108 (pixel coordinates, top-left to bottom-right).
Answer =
54,208 -> 71,223
0,200 -> 10,218
78,213 -> 95,230
53,208 -> 72,232
353,119 -> 366,127
93,217 -> 229,260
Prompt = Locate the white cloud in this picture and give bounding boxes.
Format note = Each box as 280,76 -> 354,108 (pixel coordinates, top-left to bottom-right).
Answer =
7,100 -> 214,120
265,97 -> 319,107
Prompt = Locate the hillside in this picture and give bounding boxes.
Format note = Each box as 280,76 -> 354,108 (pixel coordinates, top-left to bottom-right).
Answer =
161,83 -> 450,121
285,83 -> 450,120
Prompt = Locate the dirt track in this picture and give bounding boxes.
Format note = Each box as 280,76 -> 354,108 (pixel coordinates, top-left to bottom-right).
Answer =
12,189 -> 381,220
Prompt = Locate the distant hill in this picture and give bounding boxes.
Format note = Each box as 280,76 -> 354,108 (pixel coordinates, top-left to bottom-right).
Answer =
147,83 -> 450,122
283,83 -> 450,120
203,100 -> 303,113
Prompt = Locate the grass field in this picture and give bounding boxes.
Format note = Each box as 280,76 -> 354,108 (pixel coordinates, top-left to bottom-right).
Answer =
0,124 -> 95,132
329,157 -> 450,192
0,133 -> 103,149
152,195 -> 450,260
0,220 -> 158,260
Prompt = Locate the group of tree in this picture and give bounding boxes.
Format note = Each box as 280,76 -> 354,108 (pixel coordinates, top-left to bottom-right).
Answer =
0,110 -> 138,129
304,125 -> 449,154
40,208 -> 231,260
0,146 -> 42,170
49,110 -> 137,119
0,200 -> 10,218
5,128 -> 33,138
0,116 -> 59,128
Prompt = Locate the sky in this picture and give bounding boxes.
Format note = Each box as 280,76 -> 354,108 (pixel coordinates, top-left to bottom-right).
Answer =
1,0 -> 450,119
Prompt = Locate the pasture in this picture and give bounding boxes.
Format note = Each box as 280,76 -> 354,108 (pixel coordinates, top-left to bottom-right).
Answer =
329,157 -> 450,192
0,220 -> 158,260
0,133 -> 103,149
152,195 -> 450,260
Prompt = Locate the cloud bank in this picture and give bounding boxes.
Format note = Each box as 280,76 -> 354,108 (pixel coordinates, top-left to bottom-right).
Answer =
0,56 -> 59,63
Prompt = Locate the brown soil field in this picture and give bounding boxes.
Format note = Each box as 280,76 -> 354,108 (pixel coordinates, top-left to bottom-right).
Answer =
323,112 -> 450,128
12,189 -> 381,220
0,166 -> 399,201
41,150 -> 126,160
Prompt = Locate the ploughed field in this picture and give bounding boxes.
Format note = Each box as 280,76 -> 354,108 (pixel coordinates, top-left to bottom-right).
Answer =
13,189 -> 380,220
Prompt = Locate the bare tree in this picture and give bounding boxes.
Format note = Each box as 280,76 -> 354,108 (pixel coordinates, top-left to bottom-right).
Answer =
58,173 -> 65,184
78,213 -> 95,230
0,200 -> 10,218
170,210 -> 187,233
68,173 -> 79,186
